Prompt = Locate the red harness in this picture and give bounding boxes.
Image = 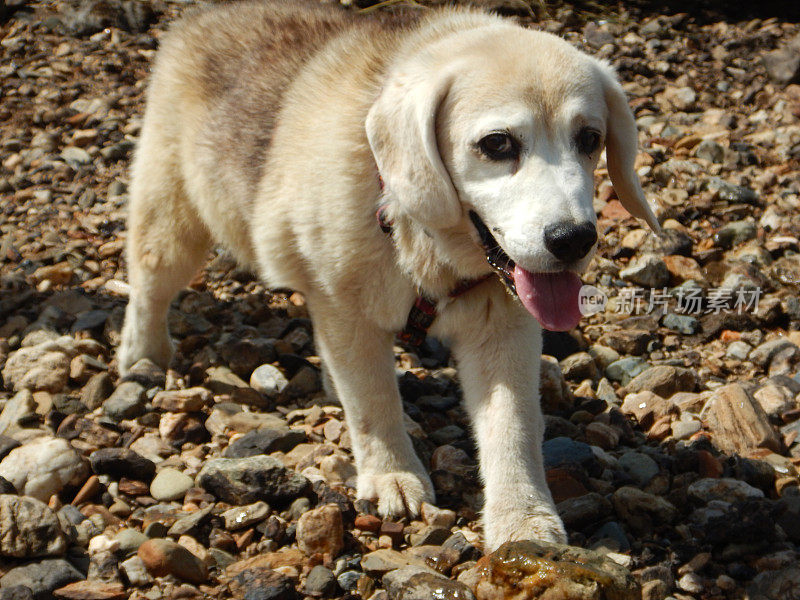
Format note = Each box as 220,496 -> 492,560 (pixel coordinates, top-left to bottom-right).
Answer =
376,204 -> 491,348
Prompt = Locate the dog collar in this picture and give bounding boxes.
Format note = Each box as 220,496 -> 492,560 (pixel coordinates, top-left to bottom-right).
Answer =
375,201 -> 491,348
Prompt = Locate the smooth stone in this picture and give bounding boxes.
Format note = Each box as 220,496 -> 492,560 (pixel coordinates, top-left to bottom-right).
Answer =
618,452 -> 660,486
115,528 -> 148,557
687,478 -> 765,504
150,467 -> 194,502
223,428 -> 306,458
137,538 -> 208,584
304,565 -> 337,596
222,501 -> 271,531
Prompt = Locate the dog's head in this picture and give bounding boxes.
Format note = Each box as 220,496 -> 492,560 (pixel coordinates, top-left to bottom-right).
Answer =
366,23 -> 660,331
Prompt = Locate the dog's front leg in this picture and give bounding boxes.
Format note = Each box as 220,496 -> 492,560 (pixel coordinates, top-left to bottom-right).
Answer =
311,302 -> 434,518
452,306 -> 567,551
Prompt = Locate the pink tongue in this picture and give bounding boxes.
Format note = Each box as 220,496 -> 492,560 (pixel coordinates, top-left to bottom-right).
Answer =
513,266 -> 583,331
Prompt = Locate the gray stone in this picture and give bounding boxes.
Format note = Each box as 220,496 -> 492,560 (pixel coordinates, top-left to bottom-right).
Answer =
103,381 -> 147,421
222,501 -> 270,530
304,565 -> 336,596
747,565 -> 800,600
223,428 -> 306,458
687,477 -> 764,504
0,495 -> 66,558
150,467 -> 194,502
612,486 -> 677,535
662,313 -> 699,335
694,139 -> 724,163
167,505 -> 214,537
115,528 -> 148,557
762,35 -> 800,85
750,339 -> 800,368
543,437 -> 599,475
618,452 -> 659,486
196,455 -> 310,505
605,357 -> 649,385
0,558 -> 83,599
619,254 -> 670,288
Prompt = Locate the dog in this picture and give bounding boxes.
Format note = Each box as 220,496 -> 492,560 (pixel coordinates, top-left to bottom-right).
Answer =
118,0 -> 659,550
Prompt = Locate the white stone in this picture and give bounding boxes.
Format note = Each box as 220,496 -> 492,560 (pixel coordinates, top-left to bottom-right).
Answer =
0,437 -> 88,501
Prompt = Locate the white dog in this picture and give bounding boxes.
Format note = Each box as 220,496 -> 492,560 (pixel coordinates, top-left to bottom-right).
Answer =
118,0 -> 659,550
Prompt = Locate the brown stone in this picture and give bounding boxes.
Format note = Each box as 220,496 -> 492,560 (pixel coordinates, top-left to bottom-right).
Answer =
137,538 -> 208,584
54,582 -> 127,600
704,383 -> 781,455
546,468 -> 589,504
379,521 -> 406,546
296,504 -> 344,558
622,365 -> 697,398
354,514 -> 382,533
621,391 -> 678,429
598,329 -> 652,356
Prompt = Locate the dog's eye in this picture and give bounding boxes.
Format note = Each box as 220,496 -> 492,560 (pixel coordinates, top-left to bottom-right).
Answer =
478,132 -> 519,161
576,128 -> 601,155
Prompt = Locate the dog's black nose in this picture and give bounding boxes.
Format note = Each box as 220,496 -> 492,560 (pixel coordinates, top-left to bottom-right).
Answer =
544,221 -> 597,262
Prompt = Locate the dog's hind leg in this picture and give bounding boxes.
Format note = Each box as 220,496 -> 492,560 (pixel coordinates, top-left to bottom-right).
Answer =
117,144 -> 211,375
310,298 -> 434,517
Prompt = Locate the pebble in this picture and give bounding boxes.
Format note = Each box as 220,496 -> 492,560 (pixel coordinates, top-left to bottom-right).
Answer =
222,501 -> 271,531
102,381 -> 147,421
1,341 -> 72,393
618,451 -> 660,486
250,364 -> 290,398
223,428 -> 306,458
137,538 -> 208,584
304,565 -> 337,596
619,254 -> 670,288
150,467 -> 194,502
605,357 -> 649,384
542,437 -> 599,475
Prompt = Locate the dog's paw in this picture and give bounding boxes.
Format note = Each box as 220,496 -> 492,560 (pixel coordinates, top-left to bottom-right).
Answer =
484,506 -> 567,552
358,471 -> 435,518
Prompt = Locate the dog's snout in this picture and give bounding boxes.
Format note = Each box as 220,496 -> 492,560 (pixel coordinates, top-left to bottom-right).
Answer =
543,221 -> 597,262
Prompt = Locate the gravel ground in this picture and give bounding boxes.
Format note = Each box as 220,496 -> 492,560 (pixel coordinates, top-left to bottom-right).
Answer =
1,1 -> 800,599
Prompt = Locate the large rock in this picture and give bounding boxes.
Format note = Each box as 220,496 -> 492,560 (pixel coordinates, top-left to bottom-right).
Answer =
704,383 -> 781,455
196,456 -> 310,505
1,341 -> 72,393
0,438 -> 88,501
0,495 -> 67,558
473,540 -> 639,600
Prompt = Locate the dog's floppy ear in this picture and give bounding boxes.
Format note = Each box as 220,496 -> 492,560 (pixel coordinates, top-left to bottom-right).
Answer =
366,68 -> 461,229
600,66 -> 661,234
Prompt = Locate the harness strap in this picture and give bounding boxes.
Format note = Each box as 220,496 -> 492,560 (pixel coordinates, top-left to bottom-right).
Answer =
376,201 -> 490,348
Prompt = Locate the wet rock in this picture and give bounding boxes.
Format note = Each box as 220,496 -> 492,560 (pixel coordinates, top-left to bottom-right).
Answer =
137,538 -> 208,584
0,437 -> 88,501
0,495 -> 67,558
89,447 -> 155,481
196,455 -> 310,505
386,570 -> 476,599
474,540 -> 639,600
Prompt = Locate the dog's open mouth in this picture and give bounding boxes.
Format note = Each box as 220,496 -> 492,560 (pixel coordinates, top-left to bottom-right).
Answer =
469,210 -> 584,331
